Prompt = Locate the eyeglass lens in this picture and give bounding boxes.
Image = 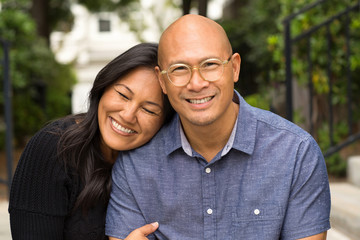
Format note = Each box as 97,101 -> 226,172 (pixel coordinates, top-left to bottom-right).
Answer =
168,58 -> 225,86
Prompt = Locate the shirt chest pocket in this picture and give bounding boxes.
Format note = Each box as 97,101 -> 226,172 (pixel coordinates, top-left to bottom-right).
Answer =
230,203 -> 283,240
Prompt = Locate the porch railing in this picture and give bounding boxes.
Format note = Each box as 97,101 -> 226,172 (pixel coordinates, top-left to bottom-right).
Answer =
0,38 -> 13,197
283,0 -> 360,157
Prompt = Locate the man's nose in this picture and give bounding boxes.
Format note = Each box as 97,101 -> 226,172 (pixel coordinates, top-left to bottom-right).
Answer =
186,67 -> 209,91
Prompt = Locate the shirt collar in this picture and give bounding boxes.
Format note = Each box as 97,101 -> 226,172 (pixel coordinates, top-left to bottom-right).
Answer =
165,90 -> 256,156
164,116 -> 183,156
232,90 -> 256,155
179,125 -> 192,156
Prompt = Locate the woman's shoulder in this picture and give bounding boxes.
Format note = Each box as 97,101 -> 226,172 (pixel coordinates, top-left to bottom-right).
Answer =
9,116 -> 79,216
41,116 -> 77,132
29,116 -> 75,140
19,116 -> 77,158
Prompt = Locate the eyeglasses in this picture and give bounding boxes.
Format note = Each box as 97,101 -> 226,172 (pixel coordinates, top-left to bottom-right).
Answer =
160,56 -> 232,87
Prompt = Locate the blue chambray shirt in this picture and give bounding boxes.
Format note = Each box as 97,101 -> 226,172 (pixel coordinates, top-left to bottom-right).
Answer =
106,91 -> 331,240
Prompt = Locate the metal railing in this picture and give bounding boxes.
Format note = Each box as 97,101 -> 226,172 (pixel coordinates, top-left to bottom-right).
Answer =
283,0 -> 360,157
0,38 -> 13,197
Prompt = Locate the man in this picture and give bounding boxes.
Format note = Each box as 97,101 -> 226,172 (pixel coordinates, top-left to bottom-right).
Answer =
106,14 -> 331,240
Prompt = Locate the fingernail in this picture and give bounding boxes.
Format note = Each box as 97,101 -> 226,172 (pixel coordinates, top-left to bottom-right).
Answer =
151,222 -> 159,228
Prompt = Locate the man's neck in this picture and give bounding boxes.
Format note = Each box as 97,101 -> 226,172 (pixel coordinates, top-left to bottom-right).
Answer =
181,102 -> 239,162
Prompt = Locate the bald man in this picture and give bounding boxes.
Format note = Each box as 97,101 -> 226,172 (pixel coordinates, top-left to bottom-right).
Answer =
106,15 -> 330,240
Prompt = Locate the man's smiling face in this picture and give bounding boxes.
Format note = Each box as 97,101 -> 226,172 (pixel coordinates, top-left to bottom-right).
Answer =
157,15 -> 240,129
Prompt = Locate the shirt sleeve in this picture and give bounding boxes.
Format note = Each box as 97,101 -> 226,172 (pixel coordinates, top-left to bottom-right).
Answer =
281,136 -> 331,239
105,153 -> 156,240
8,122 -> 71,240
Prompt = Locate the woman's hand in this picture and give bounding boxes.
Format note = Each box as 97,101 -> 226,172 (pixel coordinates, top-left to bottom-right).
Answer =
109,222 -> 159,240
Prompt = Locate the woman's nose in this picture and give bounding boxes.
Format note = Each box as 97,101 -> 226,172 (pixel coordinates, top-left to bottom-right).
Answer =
120,104 -> 137,124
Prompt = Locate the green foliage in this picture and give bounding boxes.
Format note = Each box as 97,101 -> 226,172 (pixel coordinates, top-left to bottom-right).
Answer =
325,153 -> 347,177
220,0 -> 359,175
0,0 -> 73,32
317,121 -> 348,177
266,0 -> 360,175
245,93 -> 270,111
1,0 -> 140,37
78,0 -> 139,12
268,0 -> 360,90
48,0 -> 74,32
219,0 -> 281,96
0,9 -> 76,147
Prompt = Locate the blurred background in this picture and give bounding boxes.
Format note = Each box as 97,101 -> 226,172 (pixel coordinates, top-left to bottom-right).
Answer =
0,0 -> 359,239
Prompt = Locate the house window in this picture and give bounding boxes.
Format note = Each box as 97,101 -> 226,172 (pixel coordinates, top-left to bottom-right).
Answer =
99,19 -> 111,32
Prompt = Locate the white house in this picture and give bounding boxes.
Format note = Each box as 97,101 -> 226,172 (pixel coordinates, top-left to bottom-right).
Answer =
50,4 -> 142,113
50,1 -> 225,114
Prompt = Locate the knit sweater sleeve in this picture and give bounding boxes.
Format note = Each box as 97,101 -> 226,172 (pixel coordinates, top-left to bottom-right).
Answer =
9,119 -> 75,240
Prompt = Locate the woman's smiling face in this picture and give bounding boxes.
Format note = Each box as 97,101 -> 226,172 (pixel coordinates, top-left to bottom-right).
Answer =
98,67 -> 165,159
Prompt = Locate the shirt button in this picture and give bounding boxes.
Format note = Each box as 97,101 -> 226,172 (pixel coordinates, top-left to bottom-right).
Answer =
207,208 -> 213,215
254,209 -> 260,215
205,167 -> 211,174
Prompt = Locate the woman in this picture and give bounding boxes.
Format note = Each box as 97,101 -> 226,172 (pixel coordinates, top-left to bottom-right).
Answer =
8,43 -> 173,240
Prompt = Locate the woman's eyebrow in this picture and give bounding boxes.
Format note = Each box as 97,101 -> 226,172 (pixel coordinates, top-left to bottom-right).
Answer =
116,83 -> 133,95
145,101 -> 162,109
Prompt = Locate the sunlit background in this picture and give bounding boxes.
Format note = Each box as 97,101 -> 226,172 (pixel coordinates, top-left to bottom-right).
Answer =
1,0 -> 360,239
50,0 -> 227,114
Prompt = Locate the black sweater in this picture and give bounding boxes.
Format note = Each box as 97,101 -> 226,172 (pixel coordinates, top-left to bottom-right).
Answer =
9,118 -> 108,240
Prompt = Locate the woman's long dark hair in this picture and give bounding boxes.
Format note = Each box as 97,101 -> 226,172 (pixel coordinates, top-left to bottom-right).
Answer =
58,43 -> 173,212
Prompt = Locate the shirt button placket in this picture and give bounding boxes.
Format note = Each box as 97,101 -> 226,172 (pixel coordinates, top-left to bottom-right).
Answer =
202,166 -> 216,239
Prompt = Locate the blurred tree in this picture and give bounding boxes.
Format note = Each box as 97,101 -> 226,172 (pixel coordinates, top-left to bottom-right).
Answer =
117,0 -> 212,44
198,0 -> 208,16
1,0 -> 140,45
264,0 -> 359,176
0,8 -> 76,147
182,0 -> 191,14
219,0 -> 281,98
181,0 -> 208,16
30,0 -> 73,45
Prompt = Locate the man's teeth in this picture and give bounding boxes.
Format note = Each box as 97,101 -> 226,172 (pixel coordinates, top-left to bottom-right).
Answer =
189,97 -> 212,104
111,118 -> 135,133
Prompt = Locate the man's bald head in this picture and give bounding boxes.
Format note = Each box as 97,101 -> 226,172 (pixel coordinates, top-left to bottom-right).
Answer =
155,14 -> 241,135
158,14 -> 232,66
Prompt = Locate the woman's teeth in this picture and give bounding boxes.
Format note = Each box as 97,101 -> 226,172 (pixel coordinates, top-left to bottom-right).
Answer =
111,118 -> 135,133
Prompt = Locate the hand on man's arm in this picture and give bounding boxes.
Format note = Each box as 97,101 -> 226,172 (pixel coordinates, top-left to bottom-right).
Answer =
109,222 -> 159,240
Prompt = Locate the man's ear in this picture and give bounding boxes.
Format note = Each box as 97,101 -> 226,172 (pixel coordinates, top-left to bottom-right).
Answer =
231,53 -> 241,83
155,66 -> 168,94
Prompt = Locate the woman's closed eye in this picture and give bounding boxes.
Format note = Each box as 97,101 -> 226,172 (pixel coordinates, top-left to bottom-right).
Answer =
117,91 -> 129,100
142,107 -> 157,115
113,83 -> 162,116
114,84 -> 132,100
142,105 -> 162,116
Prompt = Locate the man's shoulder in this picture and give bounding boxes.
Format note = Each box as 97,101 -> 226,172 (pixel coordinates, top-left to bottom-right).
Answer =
251,104 -> 310,138
125,116 -> 179,156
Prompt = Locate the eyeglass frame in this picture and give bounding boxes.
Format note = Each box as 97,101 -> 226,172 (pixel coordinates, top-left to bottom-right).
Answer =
159,55 -> 232,87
